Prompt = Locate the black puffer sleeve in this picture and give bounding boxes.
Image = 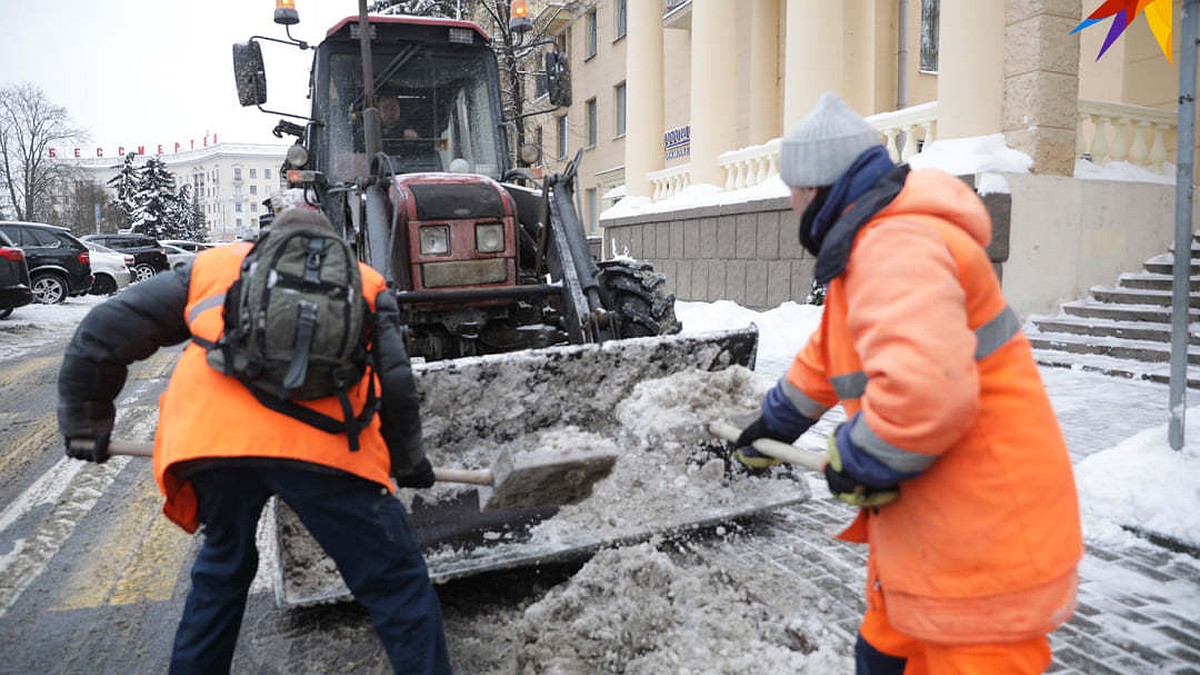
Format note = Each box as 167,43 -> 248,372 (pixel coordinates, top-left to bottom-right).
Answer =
370,289 -> 427,477
57,267 -> 193,407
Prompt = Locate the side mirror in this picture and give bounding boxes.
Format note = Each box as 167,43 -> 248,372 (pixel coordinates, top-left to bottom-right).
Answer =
232,41 -> 268,107
545,51 -> 571,108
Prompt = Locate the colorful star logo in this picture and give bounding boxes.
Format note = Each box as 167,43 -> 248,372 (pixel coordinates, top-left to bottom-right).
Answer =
1072,0 -> 1173,64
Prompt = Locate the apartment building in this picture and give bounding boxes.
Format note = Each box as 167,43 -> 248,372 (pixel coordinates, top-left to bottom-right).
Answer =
63,142 -> 289,242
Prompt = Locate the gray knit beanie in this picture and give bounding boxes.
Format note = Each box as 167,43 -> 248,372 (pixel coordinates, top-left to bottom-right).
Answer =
271,207 -> 334,232
779,92 -> 883,188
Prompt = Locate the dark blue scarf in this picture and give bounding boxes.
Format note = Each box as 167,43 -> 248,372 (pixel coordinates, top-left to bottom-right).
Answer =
802,145 -> 896,254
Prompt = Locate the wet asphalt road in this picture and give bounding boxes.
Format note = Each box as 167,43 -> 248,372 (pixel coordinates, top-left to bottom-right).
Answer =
0,309 -> 570,675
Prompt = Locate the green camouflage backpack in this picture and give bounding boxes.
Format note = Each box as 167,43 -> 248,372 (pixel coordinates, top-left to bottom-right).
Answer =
200,214 -> 378,450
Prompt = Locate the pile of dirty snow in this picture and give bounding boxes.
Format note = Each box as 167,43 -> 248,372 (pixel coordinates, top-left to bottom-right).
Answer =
505,543 -> 852,673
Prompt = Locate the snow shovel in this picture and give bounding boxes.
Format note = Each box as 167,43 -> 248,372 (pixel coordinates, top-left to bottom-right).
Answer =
98,440 -> 618,510
706,421 -> 826,472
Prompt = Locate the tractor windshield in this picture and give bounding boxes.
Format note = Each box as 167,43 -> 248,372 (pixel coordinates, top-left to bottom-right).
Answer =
323,45 -> 504,182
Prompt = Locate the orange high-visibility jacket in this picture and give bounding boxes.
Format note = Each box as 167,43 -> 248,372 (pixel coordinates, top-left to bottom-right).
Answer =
153,243 -> 394,533
785,169 -> 1083,644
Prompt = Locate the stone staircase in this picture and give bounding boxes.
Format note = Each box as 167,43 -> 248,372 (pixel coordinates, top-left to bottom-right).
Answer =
1025,236 -> 1200,388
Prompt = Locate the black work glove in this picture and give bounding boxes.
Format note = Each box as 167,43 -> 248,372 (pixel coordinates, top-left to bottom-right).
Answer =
393,457 -> 437,489
732,416 -> 795,469
58,399 -> 116,464
824,423 -> 899,507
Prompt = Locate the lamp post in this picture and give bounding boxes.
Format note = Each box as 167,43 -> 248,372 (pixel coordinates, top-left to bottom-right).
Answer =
1169,0 -> 1199,449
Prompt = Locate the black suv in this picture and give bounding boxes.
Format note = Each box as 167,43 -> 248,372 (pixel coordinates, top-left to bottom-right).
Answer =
82,233 -> 169,283
0,221 -> 93,304
0,229 -> 33,318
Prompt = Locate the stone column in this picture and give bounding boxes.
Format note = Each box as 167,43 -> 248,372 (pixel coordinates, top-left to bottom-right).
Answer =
783,0 -> 844,128
749,0 -> 781,144
625,0 -> 666,197
689,0 -> 739,186
1003,1 -> 1081,176
936,0 -> 1005,138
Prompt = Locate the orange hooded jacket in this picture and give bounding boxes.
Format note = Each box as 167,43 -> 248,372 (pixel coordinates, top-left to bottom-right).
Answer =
152,243 -> 394,533
785,169 -> 1083,644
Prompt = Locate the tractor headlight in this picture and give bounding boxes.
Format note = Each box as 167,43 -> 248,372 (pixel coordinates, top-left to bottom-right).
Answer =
475,222 -> 504,253
419,226 -> 450,256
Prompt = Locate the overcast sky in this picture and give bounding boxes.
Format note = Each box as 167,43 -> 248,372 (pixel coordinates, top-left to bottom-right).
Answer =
0,1 -> 359,154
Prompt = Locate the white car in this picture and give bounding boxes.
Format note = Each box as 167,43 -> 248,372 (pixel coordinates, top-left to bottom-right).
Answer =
83,241 -> 133,296
159,239 -> 215,253
161,243 -> 197,271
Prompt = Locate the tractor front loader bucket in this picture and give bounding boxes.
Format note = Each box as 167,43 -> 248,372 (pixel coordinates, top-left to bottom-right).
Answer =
268,325 -> 809,608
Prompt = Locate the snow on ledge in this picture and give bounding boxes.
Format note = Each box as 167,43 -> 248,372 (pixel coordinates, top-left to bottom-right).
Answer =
1074,158 -> 1175,185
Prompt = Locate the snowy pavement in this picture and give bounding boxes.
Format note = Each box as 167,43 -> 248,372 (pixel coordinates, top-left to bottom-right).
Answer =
3,296 -> 1199,671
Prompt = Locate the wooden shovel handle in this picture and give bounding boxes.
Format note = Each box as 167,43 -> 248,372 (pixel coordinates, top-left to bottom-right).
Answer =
431,468 -> 493,486
102,439 -> 494,487
707,421 -> 826,472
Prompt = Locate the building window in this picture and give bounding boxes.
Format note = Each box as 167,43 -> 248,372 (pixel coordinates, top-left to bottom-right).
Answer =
586,9 -> 597,59
614,82 -> 627,138
585,188 -> 597,235
264,168 -> 272,180
237,218 -> 243,228
615,0 -> 627,40
235,202 -> 243,213
586,98 -> 597,148
250,185 -> 258,195
233,167 -> 242,181
251,202 -> 259,213
249,168 -> 257,179
536,126 -> 544,165
920,0 -> 939,72
557,114 -> 569,159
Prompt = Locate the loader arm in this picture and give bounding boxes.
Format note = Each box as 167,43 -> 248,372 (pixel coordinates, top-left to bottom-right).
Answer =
544,149 -> 609,343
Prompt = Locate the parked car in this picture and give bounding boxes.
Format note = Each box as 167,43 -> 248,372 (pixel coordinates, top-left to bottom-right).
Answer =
81,233 -> 168,283
82,240 -> 134,296
0,221 -> 93,304
160,243 -> 197,271
159,239 -> 215,253
0,229 -> 33,319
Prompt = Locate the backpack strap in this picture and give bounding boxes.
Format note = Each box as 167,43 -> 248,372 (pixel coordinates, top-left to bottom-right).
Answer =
245,378 -> 377,452
282,300 -> 319,393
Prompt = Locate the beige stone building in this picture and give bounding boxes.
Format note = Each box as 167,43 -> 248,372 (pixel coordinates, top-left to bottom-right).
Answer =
63,143 -> 289,243
517,0 -> 1193,318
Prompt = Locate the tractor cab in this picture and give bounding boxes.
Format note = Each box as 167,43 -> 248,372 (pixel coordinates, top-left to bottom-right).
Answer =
312,16 -> 509,184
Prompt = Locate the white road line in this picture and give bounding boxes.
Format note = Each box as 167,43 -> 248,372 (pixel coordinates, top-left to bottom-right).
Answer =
0,386 -> 161,617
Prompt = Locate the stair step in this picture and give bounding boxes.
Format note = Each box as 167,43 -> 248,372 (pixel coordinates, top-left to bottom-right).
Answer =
1033,350 -> 1200,389
1059,299 -> 1200,323
1029,315 -> 1200,345
1143,251 -> 1200,275
1089,286 -> 1200,308
1117,271 -> 1200,292
1026,331 -> 1200,365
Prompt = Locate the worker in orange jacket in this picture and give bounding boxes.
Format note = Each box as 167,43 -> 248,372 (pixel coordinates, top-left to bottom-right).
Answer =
734,92 -> 1083,673
57,208 -> 452,674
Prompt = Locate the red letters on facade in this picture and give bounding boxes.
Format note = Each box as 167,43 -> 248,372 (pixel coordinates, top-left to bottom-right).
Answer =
48,133 -> 222,158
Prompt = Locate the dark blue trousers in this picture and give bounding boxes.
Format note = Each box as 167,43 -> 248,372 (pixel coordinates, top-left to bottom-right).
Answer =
856,632 -> 907,675
168,463 -> 452,675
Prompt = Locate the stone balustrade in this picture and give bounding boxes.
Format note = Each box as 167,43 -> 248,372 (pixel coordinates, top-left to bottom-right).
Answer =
1077,99 -> 1176,169
647,163 -> 692,200
718,139 -> 781,191
868,101 -> 939,162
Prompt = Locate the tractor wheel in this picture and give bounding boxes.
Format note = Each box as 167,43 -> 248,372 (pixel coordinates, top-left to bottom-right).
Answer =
595,259 -> 682,338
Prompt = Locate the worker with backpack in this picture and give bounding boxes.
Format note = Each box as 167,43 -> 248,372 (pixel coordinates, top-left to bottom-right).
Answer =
56,207 -> 453,675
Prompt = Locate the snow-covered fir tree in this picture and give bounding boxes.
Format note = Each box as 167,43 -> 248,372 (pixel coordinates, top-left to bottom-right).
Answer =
368,0 -> 464,17
106,154 -> 143,226
129,156 -> 177,239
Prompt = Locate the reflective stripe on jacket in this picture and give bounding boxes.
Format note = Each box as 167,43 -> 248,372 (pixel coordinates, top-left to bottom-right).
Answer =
152,243 -> 394,533
786,169 -> 1083,644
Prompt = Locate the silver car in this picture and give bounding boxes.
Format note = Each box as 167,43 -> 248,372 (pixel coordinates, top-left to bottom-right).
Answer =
83,241 -> 133,296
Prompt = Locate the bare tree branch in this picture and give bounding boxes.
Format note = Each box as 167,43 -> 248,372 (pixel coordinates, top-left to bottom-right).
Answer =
0,83 -> 84,222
